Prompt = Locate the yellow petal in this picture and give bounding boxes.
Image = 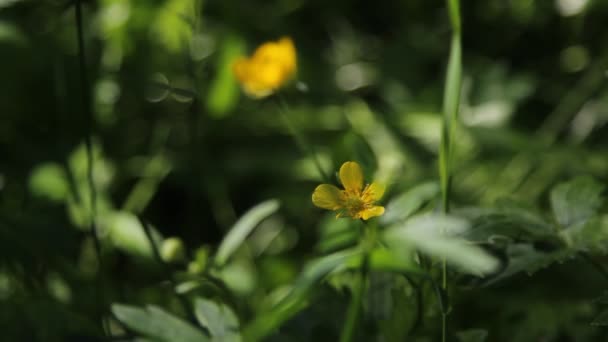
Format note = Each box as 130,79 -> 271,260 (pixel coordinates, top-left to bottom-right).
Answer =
312,184 -> 344,210
359,206 -> 385,220
277,37 -> 297,74
234,37 -> 297,98
339,161 -> 363,193
362,182 -> 385,202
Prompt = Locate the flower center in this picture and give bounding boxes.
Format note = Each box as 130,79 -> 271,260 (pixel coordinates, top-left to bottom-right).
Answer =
342,191 -> 370,217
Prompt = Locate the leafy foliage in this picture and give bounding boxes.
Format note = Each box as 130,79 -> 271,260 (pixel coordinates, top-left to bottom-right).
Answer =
2,0 -> 608,341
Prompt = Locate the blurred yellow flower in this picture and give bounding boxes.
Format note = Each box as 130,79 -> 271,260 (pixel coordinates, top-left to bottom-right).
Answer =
233,37 -> 297,98
312,161 -> 385,220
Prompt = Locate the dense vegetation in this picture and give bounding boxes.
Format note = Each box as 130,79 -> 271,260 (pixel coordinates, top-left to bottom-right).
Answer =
2,0 -> 608,341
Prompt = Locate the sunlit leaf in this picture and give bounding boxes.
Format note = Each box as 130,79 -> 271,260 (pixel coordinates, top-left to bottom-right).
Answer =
104,211 -> 162,259
112,304 -> 209,341
206,34 -> 245,118
558,216 -> 608,252
215,199 -> 280,267
194,298 -> 241,342
550,176 -> 604,228
152,0 -> 196,53
384,214 -> 499,275
381,181 -> 440,225
29,163 -> 69,202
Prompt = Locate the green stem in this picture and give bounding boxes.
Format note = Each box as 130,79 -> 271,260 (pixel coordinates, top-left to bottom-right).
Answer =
74,1 -> 108,335
139,217 -> 198,324
275,95 -> 330,182
439,0 -> 462,341
340,223 -> 375,342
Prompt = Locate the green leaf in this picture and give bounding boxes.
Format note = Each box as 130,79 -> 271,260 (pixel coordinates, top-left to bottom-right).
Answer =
194,298 -> 241,342
456,329 -> 488,342
384,214 -> 499,276
381,181 -> 440,225
112,304 -> 209,342
484,243 -> 572,285
28,163 -> 69,202
315,215 -> 358,253
558,216 -> 608,252
293,248 -> 363,294
122,153 -> 173,214
104,211 -> 162,259
377,276 -> 418,342
550,176 -> 604,228
459,205 -> 556,243
152,0 -> 196,53
215,199 -> 280,267
243,249 -> 360,342
206,34 -> 245,118
367,247 -> 419,273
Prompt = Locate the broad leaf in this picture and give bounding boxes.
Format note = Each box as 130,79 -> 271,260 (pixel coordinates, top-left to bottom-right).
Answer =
384,214 -> 499,276
483,243 -> 572,285
112,304 -> 209,342
558,216 -> 608,252
194,298 -> 241,342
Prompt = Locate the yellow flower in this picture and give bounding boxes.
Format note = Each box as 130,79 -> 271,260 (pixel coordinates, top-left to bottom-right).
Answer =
312,161 -> 385,220
232,37 -> 297,98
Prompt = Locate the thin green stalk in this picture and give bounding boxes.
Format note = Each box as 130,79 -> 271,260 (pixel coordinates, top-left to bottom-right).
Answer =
340,223 -> 375,342
139,217 -> 198,324
439,0 -> 462,341
340,253 -> 368,342
275,95 -> 330,182
74,1 -> 107,335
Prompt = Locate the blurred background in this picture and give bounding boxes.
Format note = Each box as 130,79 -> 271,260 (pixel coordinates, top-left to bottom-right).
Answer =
1,0 -> 608,341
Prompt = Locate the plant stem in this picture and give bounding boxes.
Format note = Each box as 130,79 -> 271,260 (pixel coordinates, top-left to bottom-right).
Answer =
138,217 -> 198,323
439,0 -> 462,341
340,223 -> 374,342
74,1 -> 107,335
275,95 -> 330,182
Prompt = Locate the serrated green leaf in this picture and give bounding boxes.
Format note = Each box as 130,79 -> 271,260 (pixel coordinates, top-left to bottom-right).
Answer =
550,176 -> 604,228
112,304 -> 209,342
559,216 -> 608,252
459,206 -> 557,243
484,243 -> 572,285
215,199 -> 280,267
